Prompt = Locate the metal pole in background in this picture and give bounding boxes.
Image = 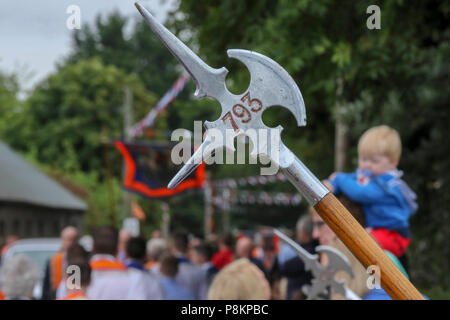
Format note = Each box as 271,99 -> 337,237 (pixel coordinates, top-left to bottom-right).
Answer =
161,202 -> 170,241
101,126 -> 117,227
122,87 -> 134,224
203,171 -> 214,239
222,188 -> 231,234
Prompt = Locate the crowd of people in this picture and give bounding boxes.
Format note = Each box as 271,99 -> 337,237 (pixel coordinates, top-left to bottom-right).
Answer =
0,125 -> 420,300
0,223 -> 306,300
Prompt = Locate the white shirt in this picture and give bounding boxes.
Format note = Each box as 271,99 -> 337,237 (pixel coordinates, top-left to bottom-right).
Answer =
127,267 -> 163,300
87,254 -> 144,300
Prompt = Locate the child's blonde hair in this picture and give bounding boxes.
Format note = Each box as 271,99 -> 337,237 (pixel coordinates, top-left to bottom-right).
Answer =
357,125 -> 402,161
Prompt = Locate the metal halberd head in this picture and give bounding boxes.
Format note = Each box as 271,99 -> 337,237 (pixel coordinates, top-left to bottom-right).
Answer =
274,228 -> 354,300
135,2 -> 307,189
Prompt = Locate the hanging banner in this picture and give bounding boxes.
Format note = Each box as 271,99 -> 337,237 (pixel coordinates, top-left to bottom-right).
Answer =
114,140 -> 205,198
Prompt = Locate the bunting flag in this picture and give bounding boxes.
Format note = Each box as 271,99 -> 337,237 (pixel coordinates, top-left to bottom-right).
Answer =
212,190 -> 302,208
129,72 -> 190,137
114,140 -> 205,198
213,173 -> 287,188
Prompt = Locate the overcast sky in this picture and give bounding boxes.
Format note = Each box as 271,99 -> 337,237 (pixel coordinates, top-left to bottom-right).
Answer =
0,0 -> 177,95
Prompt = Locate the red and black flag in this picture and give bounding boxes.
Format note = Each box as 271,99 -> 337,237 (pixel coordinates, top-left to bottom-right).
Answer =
114,140 -> 205,198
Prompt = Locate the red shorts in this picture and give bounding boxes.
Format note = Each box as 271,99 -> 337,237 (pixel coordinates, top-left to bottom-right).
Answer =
370,228 -> 411,257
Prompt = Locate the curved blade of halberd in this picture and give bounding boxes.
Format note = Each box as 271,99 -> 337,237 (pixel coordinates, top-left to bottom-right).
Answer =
305,245 -> 354,299
135,2 -> 228,100
316,245 -> 354,278
273,228 -> 319,272
227,49 -> 306,127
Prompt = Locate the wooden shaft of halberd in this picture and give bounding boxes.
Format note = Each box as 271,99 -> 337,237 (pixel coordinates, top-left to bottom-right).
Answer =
314,193 -> 424,300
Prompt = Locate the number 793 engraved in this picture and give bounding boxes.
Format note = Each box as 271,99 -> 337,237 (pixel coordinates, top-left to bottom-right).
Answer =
221,92 -> 262,132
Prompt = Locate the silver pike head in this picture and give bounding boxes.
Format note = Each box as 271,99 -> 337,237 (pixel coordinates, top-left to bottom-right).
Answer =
135,2 -> 307,189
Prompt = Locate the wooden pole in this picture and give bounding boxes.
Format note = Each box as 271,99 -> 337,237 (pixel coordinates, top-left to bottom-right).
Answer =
314,193 -> 424,300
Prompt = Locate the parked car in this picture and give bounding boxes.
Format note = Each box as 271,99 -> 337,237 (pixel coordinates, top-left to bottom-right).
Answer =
1,238 -> 61,299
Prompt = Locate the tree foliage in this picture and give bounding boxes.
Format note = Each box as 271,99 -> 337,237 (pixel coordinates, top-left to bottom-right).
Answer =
11,58 -> 157,175
67,11 -> 180,97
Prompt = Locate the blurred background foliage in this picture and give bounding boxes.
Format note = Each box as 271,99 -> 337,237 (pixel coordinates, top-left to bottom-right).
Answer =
0,0 -> 448,294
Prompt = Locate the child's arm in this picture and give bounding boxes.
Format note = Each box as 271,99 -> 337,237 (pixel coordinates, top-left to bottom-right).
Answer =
326,172 -> 342,194
332,173 -> 395,205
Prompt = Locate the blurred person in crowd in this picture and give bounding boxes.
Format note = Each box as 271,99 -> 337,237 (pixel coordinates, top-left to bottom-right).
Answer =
187,236 -> 202,260
56,242 -> 90,299
126,236 -> 163,300
278,215 -> 318,300
145,238 -> 168,272
117,229 -> 132,262
211,233 -> 234,270
310,206 -> 370,299
191,243 -> 218,300
205,233 -> 219,258
0,254 -> 40,300
235,236 -> 265,275
125,236 -> 147,270
208,258 -> 271,300
252,228 -> 282,299
87,225 -> 144,300
171,230 -> 203,299
152,230 -> 162,239
159,253 -> 195,300
59,259 -> 91,300
261,231 -> 278,273
42,226 -> 79,299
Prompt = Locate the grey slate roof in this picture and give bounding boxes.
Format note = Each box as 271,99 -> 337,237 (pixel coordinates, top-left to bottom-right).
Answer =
0,141 -> 88,211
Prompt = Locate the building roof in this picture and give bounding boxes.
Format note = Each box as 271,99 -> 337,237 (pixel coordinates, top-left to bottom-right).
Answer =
0,141 -> 88,211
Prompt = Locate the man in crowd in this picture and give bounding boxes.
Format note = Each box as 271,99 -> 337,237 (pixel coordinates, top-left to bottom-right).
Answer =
42,226 -> 79,299
159,254 -> 195,300
126,236 -> 163,300
59,244 -> 91,300
235,236 -> 266,276
277,215 -> 317,299
145,238 -> 167,272
171,230 -> 203,299
190,242 -> 217,300
87,225 -> 145,299
211,233 -> 234,270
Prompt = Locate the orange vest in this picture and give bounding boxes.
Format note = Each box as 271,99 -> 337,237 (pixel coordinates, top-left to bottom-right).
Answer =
0,290 -> 5,300
60,291 -> 88,300
90,259 -> 127,271
144,261 -> 157,270
51,252 -> 64,290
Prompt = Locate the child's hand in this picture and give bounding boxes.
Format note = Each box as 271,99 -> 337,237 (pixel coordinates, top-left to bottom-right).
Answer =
322,180 -> 334,193
328,172 -> 338,181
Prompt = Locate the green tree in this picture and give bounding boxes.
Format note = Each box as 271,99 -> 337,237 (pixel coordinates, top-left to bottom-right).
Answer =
0,71 -> 21,144
17,58 -> 158,175
67,11 -> 180,97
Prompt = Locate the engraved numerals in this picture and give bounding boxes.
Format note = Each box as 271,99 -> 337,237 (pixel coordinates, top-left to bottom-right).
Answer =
221,92 -> 263,132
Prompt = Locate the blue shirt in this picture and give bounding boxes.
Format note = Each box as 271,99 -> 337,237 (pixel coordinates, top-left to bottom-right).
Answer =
160,277 -> 195,300
126,260 -> 145,271
363,288 -> 392,300
363,288 -> 429,300
329,169 -> 417,234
